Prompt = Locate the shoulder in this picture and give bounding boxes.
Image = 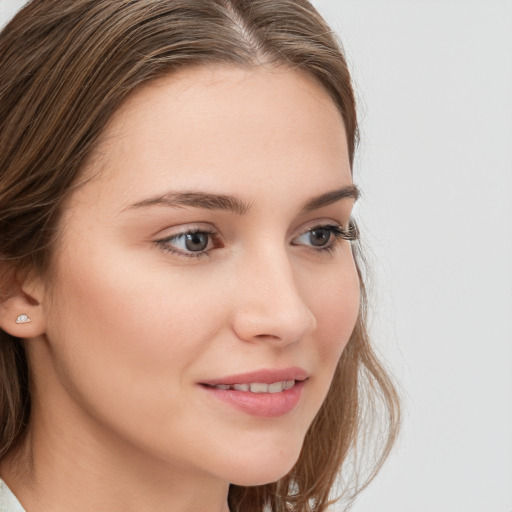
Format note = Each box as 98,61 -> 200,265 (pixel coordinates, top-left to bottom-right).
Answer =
0,479 -> 25,512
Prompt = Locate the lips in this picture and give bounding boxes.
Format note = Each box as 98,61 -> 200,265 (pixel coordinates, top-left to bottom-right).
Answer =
200,367 -> 309,387
200,367 -> 308,418
211,380 -> 296,393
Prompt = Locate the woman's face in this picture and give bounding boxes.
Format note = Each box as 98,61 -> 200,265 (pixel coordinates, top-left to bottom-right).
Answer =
36,66 -> 360,485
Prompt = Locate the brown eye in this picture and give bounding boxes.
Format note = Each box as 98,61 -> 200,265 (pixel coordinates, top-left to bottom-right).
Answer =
308,228 -> 331,247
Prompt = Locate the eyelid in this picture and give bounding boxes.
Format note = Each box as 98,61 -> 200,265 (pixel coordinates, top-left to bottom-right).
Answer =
151,221 -> 216,239
293,219 -> 358,240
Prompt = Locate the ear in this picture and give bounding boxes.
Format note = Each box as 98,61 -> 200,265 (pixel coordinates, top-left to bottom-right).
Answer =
0,271 -> 47,339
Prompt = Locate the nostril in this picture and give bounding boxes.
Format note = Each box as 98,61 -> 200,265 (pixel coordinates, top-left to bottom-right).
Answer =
254,333 -> 280,340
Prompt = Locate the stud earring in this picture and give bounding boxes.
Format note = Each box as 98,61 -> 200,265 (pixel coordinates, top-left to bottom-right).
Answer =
15,314 -> 31,324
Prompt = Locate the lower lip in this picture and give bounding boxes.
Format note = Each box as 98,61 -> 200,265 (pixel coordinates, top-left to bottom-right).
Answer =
201,380 -> 306,418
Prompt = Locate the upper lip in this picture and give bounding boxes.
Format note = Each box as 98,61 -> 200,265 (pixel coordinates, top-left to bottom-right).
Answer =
200,367 -> 309,386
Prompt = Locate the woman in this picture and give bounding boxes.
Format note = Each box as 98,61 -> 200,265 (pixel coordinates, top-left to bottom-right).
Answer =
0,1 -> 399,511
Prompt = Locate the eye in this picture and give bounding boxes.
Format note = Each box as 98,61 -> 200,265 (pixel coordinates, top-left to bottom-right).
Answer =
155,228 -> 220,258
303,227 -> 333,247
292,223 -> 358,252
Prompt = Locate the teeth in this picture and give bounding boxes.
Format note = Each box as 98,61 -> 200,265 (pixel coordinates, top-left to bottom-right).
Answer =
213,380 -> 296,393
268,382 -> 284,393
284,380 -> 295,390
250,383 -> 269,393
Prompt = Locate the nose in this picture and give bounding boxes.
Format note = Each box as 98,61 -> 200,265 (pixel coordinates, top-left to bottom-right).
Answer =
230,246 -> 317,347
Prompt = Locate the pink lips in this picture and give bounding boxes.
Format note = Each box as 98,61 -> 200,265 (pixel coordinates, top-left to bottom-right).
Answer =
200,367 -> 308,418
201,367 -> 309,387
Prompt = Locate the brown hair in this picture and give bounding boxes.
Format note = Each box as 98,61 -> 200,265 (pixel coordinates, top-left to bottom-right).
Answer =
0,1 -> 399,510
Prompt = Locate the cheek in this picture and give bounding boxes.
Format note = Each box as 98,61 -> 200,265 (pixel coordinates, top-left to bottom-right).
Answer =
50,236 -> 219,341
42,248 -> 243,473
309,256 -> 361,365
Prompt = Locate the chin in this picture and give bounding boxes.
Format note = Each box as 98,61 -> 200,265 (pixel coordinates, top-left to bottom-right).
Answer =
229,467 -> 296,487
226,445 -> 302,487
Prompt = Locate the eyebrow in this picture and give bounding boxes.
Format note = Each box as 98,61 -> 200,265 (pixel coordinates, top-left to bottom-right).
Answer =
126,191 -> 251,215
125,185 -> 359,215
301,184 -> 359,211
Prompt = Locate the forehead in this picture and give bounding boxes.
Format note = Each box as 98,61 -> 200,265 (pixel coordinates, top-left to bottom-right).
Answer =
76,65 -> 351,211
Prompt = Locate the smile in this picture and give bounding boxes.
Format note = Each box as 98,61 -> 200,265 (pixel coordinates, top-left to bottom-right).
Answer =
201,376 -> 307,418
208,380 -> 296,393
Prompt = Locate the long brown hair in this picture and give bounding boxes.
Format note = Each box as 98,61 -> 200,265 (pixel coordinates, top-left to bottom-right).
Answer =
0,1 -> 399,510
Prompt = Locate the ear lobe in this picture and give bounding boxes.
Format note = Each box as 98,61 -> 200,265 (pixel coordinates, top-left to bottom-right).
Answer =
0,275 -> 47,339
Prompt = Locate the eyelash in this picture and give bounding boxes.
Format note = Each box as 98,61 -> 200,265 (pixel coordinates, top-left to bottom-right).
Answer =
293,223 -> 359,255
155,222 -> 359,259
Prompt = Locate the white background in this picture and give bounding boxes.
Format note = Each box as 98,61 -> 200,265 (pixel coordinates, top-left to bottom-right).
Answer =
2,1 -> 511,511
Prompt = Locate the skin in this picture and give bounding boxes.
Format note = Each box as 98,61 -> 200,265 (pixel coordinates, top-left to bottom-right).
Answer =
0,65 -> 360,512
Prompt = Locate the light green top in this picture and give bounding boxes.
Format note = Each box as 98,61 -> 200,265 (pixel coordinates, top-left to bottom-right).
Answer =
0,479 -> 24,512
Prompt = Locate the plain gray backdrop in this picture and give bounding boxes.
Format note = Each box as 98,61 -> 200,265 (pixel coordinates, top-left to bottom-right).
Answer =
1,1 -> 511,511
312,2 -> 512,511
